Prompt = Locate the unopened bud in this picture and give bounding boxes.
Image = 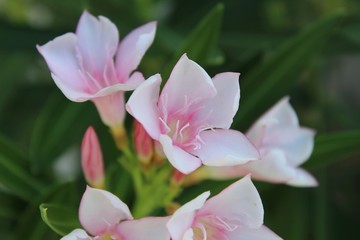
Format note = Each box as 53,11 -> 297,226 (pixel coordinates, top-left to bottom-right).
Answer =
81,126 -> 105,189
133,120 -> 153,164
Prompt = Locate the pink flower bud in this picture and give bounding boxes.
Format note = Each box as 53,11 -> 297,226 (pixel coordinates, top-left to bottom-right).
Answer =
81,126 -> 105,188
133,120 -> 153,164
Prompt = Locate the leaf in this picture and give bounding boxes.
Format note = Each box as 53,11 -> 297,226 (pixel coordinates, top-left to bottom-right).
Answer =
233,10 -> 345,129
0,133 -> 43,201
304,130 -> 360,169
161,3 -> 224,83
0,191 -> 22,220
40,204 -> 81,236
30,93 -> 100,172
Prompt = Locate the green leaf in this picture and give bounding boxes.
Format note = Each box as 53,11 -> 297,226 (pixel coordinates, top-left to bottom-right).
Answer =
233,10 -> 345,129
161,3 -> 224,83
0,191 -> 22,220
40,203 -> 81,236
0,133 -> 43,201
304,130 -> 360,169
30,93 -> 99,172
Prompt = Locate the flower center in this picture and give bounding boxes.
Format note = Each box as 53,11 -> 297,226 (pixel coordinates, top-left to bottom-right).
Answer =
192,215 -> 238,240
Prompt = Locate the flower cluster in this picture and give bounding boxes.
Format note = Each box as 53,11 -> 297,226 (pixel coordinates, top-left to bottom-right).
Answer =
38,11 -> 317,240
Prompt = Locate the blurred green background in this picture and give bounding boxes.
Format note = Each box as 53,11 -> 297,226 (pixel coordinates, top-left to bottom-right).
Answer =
0,0 -> 359,239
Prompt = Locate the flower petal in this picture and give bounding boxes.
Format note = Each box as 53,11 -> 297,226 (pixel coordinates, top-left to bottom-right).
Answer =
227,225 -> 283,240
79,186 -> 133,236
76,11 -> 118,76
37,34 -> 91,102
60,229 -> 90,240
159,134 -> 202,174
199,175 -> 264,229
197,72 -> 240,129
117,217 -> 170,240
167,191 -> 210,240
160,54 -> 216,111
286,168 -> 318,187
192,129 -> 259,167
116,21 -> 157,81
262,127 -> 315,166
92,91 -> 125,128
126,74 -> 162,139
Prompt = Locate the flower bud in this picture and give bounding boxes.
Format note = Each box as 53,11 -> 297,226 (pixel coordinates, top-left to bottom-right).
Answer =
133,120 -> 153,164
81,126 -> 105,189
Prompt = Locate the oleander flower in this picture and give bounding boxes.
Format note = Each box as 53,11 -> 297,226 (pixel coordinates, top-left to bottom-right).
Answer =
194,97 -> 317,187
126,54 -> 259,174
61,186 -> 169,240
167,175 -> 282,240
37,11 -> 156,129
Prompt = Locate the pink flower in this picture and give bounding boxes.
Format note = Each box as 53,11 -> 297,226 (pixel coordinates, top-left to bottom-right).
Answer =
37,11 -> 156,128
167,175 -> 282,240
126,54 -> 259,174
200,97 -> 317,187
61,186 -> 169,240
81,126 -> 104,189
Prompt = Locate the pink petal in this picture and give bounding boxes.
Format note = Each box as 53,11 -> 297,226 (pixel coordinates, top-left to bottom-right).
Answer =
37,34 -> 91,102
192,129 -> 259,167
243,148 -> 297,183
81,126 -> 104,188
262,127 -> 315,166
167,191 -> 210,240
286,168 -> 318,187
79,186 -> 133,236
60,229 -> 90,240
199,175 -> 264,229
227,225 -> 283,240
126,74 -> 162,139
76,11 -> 118,77
117,217 -> 170,240
160,54 -> 217,111
197,72 -> 240,129
159,134 -> 202,174
116,21 -> 157,81
92,91 -> 125,128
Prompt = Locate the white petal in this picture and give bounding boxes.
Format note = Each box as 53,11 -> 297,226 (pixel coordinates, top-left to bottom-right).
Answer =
199,175 -> 264,229
126,74 -> 162,139
197,72 -> 240,129
159,134 -> 202,174
76,11 -> 118,76
79,186 -> 132,236
117,217 -> 170,240
37,34 -> 91,102
116,21 -> 157,81
60,229 -> 90,240
160,54 -> 216,111
227,225 -> 283,240
192,129 -> 259,167
167,191 -> 210,240
286,168 -> 318,187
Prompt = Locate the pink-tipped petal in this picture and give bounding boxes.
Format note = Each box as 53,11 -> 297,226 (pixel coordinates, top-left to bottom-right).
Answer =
126,71 -> 146,87
262,127 -> 315,166
92,91 -> 125,128
200,175 -> 264,229
76,11 -> 118,76
167,191 -> 210,240
192,129 -> 259,167
116,21 -> 157,80
198,72 -> 240,129
159,134 -> 202,174
160,54 -> 216,111
286,168 -> 318,187
60,229 -> 90,240
81,127 -> 104,188
79,186 -> 132,236
117,217 -> 170,240
126,74 -> 162,139
37,34 -> 91,102
227,225 -> 283,240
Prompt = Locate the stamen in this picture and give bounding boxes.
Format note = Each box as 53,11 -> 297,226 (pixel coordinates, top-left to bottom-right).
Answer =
159,117 -> 170,134
179,122 -> 190,142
